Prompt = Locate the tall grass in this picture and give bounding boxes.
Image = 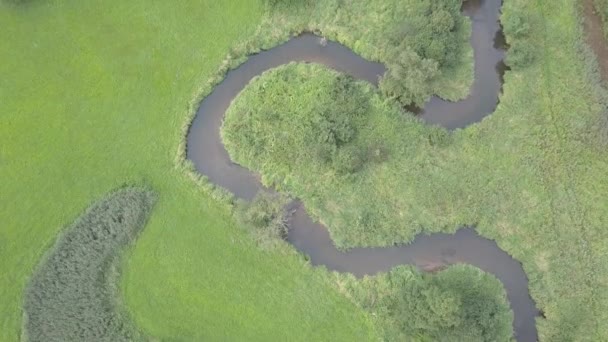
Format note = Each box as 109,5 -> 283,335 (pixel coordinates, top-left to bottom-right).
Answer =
23,188 -> 155,342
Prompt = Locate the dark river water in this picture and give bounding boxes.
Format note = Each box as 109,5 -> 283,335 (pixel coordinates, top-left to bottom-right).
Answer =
186,0 -> 539,341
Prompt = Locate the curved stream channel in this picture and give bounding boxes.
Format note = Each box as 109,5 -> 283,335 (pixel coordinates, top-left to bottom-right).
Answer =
187,0 -> 539,340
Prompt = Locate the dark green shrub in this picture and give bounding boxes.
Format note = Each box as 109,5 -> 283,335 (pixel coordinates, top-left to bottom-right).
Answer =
381,0 -> 463,106
380,49 -> 440,107
339,265 -> 513,341
332,145 -> 365,175
23,188 -> 155,342
235,191 -> 289,249
502,8 -> 537,69
505,40 -> 536,69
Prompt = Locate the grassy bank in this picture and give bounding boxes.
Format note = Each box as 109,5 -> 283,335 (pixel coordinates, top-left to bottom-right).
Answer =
222,0 -> 608,339
221,0 -> 473,108
0,1 -> 379,340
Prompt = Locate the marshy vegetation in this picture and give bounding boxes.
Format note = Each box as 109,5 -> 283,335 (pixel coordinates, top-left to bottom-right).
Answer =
221,0 -> 608,339
23,188 -> 154,342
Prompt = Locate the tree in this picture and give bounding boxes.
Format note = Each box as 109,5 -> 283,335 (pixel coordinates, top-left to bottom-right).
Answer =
380,49 -> 439,107
391,280 -> 462,339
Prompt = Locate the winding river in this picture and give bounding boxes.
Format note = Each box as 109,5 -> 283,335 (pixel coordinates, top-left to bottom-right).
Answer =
187,0 -> 539,341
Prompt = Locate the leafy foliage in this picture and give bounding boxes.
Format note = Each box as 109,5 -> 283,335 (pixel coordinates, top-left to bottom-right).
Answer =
380,50 -> 440,107
234,191 -> 289,249
336,265 -> 513,341
256,0 -> 472,106
502,9 -> 537,69
223,63 -> 383,180
23,188 -> 155,342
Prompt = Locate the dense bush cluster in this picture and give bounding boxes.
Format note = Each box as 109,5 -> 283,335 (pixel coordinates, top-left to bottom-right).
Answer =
502,8 -> 537,69
337,265 -> 513,341
234,191 -> 289,249
309,74 -> 371,174
223,64 -> 385,180
379,0 -> 466,106
254,0 -> 471,108
23,188 -> 155,342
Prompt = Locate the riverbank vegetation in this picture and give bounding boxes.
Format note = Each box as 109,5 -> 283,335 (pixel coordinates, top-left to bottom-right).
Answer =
253,0 -> 473,106
222,0 -> 608,339
336,265 -> 513,341
23,189 -> 154,342
235,192 -> 290,249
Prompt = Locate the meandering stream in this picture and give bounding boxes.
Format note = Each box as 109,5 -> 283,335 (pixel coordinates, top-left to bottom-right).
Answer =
187,0 -> 539,341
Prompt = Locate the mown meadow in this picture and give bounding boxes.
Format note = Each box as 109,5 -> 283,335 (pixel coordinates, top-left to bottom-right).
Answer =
0,0 -> 379,340
222,0 -> 608,340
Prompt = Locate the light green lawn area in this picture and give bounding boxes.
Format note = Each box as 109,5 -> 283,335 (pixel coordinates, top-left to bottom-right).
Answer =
222,0 -> 608,340
0,1 -> 378,340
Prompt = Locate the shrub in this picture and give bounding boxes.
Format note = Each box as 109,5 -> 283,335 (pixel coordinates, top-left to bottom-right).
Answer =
234,191 -> 289,249
332,145 -> 365,175
502,8 -> 537,69
337,265 -> 513,341
380,49 -> 440,107
23,188 -> 155,342
505,40 -> 536,69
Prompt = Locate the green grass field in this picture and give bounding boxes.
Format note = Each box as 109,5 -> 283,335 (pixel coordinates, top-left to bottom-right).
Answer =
222,0 -> 608,340
0,1 -> 380,340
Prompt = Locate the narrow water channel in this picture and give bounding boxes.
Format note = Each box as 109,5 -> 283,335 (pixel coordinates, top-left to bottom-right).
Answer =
186,0 -> 539,341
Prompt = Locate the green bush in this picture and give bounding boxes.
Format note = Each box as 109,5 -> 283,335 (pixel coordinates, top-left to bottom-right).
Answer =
380,49 -> 440,107
337,265 -> 513,341
502,8 -> 536,69
223,64 -> 382,178
23,188 -> 155,342
234,191 -> 289,249
505,40 -> 536,69
253,0 -> 472,106
332,145 -> 365,175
